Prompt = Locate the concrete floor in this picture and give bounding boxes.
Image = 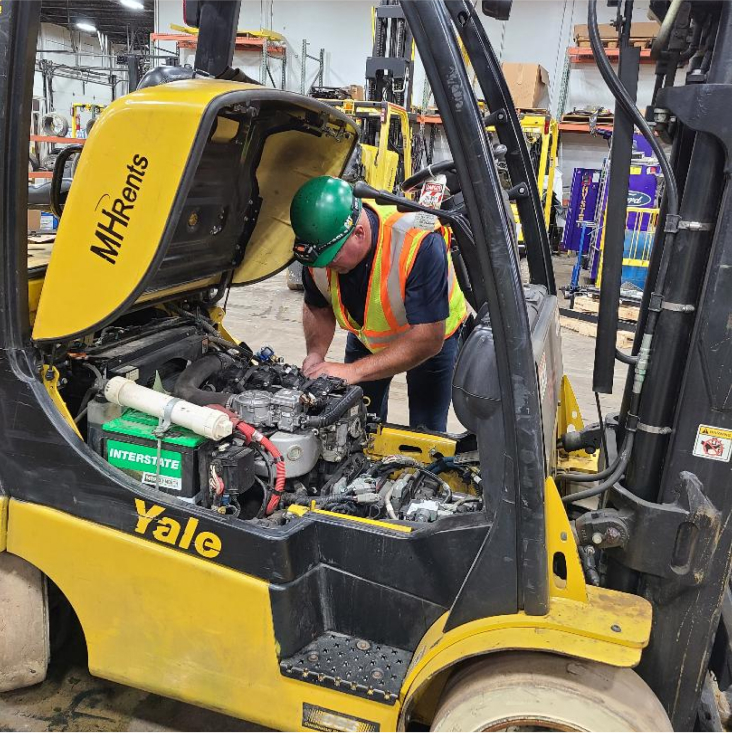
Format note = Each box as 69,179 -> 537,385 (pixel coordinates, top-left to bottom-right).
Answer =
0,255 -> 628,731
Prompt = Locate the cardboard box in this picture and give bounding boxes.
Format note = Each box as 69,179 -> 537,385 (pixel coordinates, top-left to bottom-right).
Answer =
629,20 -> 661,38
573,23 -> 617,44
573,20 -> 660,45
347,84 -> 364,101
502,63 -> 550,110
27,210 -> 41,233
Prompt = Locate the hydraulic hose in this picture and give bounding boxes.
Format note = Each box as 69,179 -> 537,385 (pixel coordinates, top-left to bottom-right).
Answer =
173,353 -> 235,407
557,2 -> 682,493
562,432 -> 635,504
589,0 -> 679,219
208,405 -> 286,515
302,385 -> 363,428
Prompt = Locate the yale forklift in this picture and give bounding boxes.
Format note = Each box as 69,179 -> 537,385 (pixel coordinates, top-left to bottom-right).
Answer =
1,0 -> 730,730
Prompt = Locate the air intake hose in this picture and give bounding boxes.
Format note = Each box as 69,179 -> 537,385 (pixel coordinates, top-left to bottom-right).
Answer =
302,385 -> 363,428
174,353 -> 235,407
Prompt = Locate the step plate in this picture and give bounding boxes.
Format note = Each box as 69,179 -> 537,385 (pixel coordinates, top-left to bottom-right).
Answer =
279,631 -> 412,705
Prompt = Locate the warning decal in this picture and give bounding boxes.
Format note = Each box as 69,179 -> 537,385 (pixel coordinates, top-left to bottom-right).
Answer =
693,424 -> 732,462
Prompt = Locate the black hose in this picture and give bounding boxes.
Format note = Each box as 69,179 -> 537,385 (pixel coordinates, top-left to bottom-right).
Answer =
595,392 -> 610,467
167,304 -> 254,359
562,432 -> 635,503
557,460 -> 618,484
173,353 -> 235,406
615,348 -> 639,365
302,385 -> 363,428
560,2 -> 680,486
589,0 -> 679,219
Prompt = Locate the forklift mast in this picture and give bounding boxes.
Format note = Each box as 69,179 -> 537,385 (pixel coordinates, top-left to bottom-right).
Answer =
573,0 -> 732,727
366,0 -> 415,112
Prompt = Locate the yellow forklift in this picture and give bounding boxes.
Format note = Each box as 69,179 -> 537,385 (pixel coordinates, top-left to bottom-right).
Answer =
325,99 -> 413,193
1,0 -> 730,730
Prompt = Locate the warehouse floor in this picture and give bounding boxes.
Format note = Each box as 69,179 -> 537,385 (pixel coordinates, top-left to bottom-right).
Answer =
0,255 -> 628,732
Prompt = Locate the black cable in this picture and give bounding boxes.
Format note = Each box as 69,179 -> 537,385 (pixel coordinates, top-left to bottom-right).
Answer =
559,2 -> 681,487
595,391 -> 610,467
615,347 -> 639,365
557,460 -> 618,484
562,432 -> 635,504
589,0 -> 679,219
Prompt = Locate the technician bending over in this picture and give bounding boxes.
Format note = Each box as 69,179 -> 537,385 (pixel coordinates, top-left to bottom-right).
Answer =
290,176 -> 467,432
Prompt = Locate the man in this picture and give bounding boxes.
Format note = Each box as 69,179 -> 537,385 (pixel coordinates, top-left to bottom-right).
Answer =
290,175 -> 467,432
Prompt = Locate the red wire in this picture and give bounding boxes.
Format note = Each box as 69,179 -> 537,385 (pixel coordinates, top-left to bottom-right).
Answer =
207,405 -> 286,514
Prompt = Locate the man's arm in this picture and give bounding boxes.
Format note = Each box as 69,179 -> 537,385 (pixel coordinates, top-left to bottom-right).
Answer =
312,321 -> 444,383
302,302 -> 336,374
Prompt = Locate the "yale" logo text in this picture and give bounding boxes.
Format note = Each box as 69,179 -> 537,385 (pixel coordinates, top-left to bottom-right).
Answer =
134,499 -> 222,559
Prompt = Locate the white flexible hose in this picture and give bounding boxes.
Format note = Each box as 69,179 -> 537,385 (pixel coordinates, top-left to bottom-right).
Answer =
104,377 -> 233,441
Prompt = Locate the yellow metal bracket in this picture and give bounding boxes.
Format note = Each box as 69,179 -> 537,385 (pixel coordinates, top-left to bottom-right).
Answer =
546,477 -> 587,602
556,375 -> 600,474
41,366 -> 81,438
207,306 -> 240,346
285,503 -> 412,534
366,425 -> 456,463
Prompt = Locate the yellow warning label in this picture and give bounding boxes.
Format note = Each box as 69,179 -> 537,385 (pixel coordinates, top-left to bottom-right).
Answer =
698,425 -> 732,440
694,424 -> 732,462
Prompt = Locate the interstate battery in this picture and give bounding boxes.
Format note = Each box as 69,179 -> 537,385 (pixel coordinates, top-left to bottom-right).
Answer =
101,409 -> 212,501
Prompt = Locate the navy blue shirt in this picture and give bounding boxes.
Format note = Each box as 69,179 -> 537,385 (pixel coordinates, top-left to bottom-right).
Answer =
302,206 -> 450,328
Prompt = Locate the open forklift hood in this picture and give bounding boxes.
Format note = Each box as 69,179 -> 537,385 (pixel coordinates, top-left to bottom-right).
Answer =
32,80 -> 358,342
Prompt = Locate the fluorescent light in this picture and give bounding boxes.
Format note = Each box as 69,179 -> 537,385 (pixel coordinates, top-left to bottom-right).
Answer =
76,21 -> 97,33
120,0 -> 144,9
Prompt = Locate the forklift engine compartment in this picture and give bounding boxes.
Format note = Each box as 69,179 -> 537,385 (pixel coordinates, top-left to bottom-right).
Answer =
28,78 -> 481,532
66,311 -> 481,525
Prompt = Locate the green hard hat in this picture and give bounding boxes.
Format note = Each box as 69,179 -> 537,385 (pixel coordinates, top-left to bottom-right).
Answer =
291,176 -> 362,268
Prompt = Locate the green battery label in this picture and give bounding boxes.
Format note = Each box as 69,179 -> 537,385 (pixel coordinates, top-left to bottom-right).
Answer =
107,440 -> 183,491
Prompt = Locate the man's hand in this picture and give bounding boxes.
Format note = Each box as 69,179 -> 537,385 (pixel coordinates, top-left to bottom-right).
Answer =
307,361 -> 360,383
302,353 -> 325,376
350,322 -> 445,382
302,302 -> 336,373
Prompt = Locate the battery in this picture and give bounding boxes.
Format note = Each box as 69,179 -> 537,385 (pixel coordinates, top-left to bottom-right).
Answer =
102,409 -> 212,502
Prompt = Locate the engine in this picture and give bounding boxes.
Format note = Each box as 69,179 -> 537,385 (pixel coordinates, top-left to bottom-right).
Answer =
68,312 -> 481,525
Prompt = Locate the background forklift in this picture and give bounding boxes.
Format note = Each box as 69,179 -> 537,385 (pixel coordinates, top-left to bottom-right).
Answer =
1,0 -> 731,731
287,2 -> 415,290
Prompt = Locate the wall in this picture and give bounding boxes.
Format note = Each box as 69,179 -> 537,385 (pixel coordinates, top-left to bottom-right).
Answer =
152,0 -> 661,186
34,23 -> 124,120
155,0 -> 378,93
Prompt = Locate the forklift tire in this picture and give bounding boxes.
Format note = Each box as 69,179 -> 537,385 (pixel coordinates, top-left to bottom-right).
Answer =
0,552 -> 50,692
430,651 -> 672,731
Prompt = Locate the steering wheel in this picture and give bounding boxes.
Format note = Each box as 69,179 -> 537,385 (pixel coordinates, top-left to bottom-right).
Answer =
401,159 -> 459,194
50,144 -> 83,219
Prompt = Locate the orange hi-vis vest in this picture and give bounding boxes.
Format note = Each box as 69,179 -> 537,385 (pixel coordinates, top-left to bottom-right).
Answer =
309,204 -> 468,353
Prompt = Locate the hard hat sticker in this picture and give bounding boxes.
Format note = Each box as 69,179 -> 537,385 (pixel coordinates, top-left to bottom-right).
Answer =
693,424 -> 732,462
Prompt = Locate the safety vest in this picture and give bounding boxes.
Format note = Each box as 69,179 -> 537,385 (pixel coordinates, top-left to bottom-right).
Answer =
310,203 -> 467,353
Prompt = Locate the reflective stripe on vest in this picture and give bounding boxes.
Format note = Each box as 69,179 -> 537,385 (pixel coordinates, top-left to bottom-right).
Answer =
310,204 -> 467,353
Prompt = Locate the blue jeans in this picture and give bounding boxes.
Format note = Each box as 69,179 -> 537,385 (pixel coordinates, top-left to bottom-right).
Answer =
344,331 -> 460,432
